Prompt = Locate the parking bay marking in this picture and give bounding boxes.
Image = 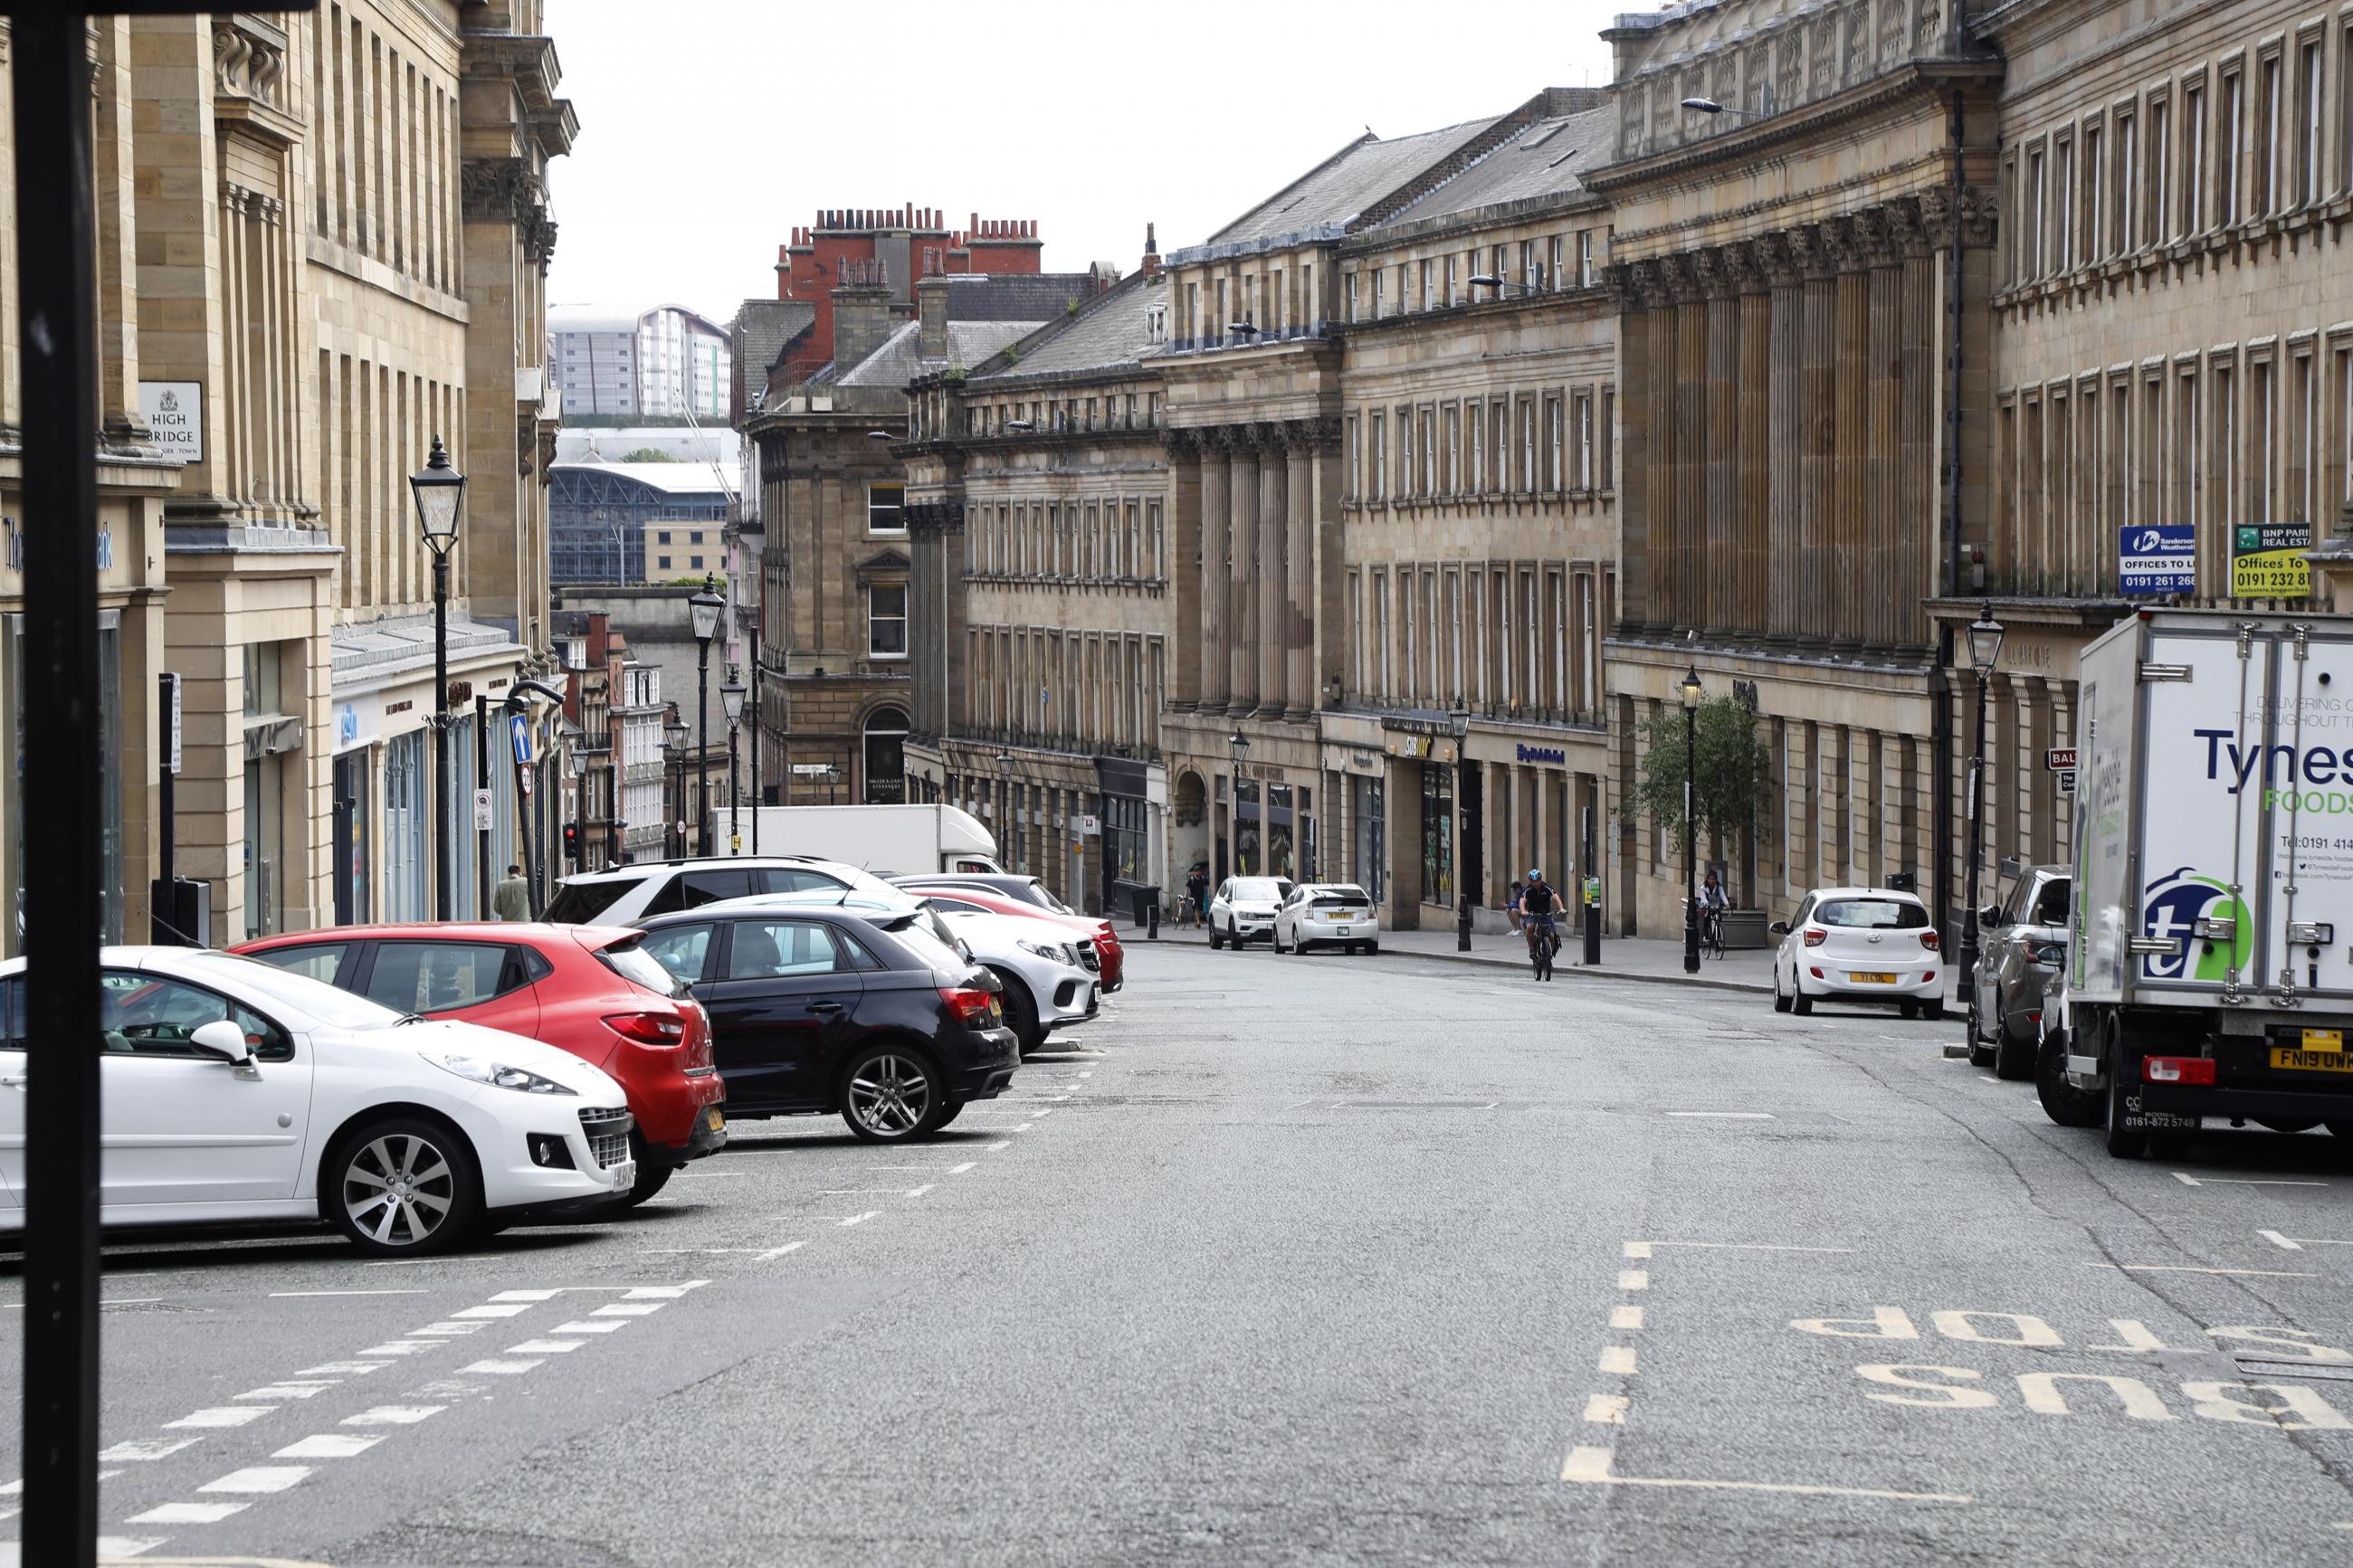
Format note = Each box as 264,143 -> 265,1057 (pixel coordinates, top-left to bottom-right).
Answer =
1624,1241 -> 1856,1259
2174,1173 -> 2329,1188
2087,1263 -> 2319,1278
2260,1231 -> 2353,1251
1561,1446 -> 1971,1504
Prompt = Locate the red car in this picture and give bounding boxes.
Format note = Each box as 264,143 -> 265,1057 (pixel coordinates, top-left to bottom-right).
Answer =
896,883 -> 1124,992
232,923 -> 725,1205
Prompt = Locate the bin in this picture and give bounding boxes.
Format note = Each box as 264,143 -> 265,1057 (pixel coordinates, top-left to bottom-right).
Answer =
1111,879 -> 1161,928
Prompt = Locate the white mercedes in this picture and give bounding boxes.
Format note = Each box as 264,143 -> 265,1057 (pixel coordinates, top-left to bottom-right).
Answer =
0,946 -> 638,1255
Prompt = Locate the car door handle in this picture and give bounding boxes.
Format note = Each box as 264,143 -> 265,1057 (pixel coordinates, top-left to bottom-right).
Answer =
0,1075 -> 24,1088
807,1002 -> 844,1015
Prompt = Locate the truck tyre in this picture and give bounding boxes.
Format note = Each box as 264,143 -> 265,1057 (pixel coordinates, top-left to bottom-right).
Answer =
1992,1013 -> 2034,1081
2104,1042 -> 2148,1158
2036,1030 -> 2103,1128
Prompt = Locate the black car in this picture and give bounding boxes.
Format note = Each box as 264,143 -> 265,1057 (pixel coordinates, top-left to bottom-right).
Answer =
887,872 -> 1072,915
631,901 -> 1018,1142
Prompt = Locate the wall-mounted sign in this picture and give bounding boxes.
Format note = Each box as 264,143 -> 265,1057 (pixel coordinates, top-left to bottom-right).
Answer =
2045,747 -> 2077,772
2231,522 -> 2311,599
139,381 -> 203,462
1515,743 -> 1567,765
2119,524 -> 2196,596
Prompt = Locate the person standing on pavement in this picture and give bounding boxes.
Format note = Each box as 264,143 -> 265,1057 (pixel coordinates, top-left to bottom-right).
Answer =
492,864 -> 530,922
1186,864 -> 1210,928
1506,879 -> 1525,935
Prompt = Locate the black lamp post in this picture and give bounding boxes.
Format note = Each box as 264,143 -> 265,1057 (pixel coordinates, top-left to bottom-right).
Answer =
409,435 -> 466,921
1449,708 -> 1472,951
1956,603 -> 2006,1010
689,575 -> 723,854
1680,667 -> 1704,975
1228,727 -> 1251,877
568,728 -> 590,880
722,668 -> 747,854
995,748 -> 1014,864
663,715 -> 689,857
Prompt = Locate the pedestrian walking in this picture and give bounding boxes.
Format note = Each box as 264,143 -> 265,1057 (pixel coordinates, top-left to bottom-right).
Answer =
492,863 -> 530,922
1185,863 -> 1210,928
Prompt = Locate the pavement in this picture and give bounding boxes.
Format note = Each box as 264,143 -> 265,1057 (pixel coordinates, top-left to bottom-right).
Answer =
5,946 -> 2352,1565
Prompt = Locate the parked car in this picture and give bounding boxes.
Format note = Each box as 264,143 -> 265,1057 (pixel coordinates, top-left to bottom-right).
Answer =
1272,883 -> 1379,955
890,872 -> 1075,917
233,923 -> 725,1206
1770,887 -> 1944,1019
544,856 -> 904,927
0,947 -> 636,1255
1208,877 -> 1295,950
895,879 -> 1125,992
1967,864 -> 2070,1079
629,901 -> 1018,1140
929,908 -> 1099,1054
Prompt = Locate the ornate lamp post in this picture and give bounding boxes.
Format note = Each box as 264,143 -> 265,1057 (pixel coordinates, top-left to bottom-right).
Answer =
1228,727 -> 1251,877
1956,603 -> 2006,1011
662,715 -> 690,858
408,435 -> 466,920
722,669 -> 747,854
1680,667 -> 1704,975
1449,707 -> 1472,950
688,575 -> 723,855
568,730 -> 591,880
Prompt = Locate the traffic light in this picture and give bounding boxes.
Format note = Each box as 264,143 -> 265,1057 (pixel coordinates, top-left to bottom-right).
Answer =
562,824 -> 580,862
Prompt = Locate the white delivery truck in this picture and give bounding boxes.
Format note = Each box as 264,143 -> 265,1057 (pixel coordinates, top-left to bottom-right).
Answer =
735,803 -> 1002,875
2042,609 -> 2353,1156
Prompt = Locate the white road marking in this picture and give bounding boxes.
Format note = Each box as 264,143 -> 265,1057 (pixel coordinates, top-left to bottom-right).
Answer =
949,1163 -> 976,1174
274,1434 -> 381,1459
506,1339 -> 586,1354
1619,1269 -> 1650,1291
1622,1242 -> 1652,1259
2087,1264 -> 2319,1278
2260,1231 -> 2353,1250
490,1289 -> 565,1302
233,1383 -> 338,1402
906,1184 -> 936,1198
837,1212 -> 880,1228
548,1320 -> 627,1335
1598,1346 -> 1638,1375
1278,1098 -> 1316,1112
270,1289 -> 427,1298
819,1189 -> 920,1195
984,1142 -> 1009,1152
166,1408 -> 271,1430
340,1406 -> 444,1426
293,1363 -> 386,1377
1612,1306 -> 1644,1330
590,1302 -> 665,1316
450,1303 -> 533,1318
1632,1240 -> 1856,1254
2262,1230 -> 2306,1250
755,1240 -> 807,1263
95,1538 -> 168,1559
1583,1394 -> 1630,1425
200,1466 -> 311,1495
127,1500 -> 247,1524
1011,1124 -> 1034,1133
2174,1173 -> 2202,1186
2174,1173 -> 2328,1187
624,1283 -> 706,1299
1561,1446 -> 1970,1503
98,1440 -> 198,1463
642,1248 -> 770,1255
1666,1111 -> 1776,1119
357,1341 -> 440,1356
460,1359 -> 542,1375
1978,1076 -> 1999,1083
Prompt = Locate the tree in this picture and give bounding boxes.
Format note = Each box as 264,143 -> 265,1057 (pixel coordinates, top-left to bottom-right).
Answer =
620,447 -> 681,463
1632,694 -> 1773,859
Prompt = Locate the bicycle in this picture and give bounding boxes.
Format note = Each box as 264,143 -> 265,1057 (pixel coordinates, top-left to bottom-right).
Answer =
1527,915 -> 1560,982
1700,905 -> 1727,960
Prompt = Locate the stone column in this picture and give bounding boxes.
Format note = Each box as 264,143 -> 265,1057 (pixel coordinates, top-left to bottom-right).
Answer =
1735,245 -> 1772,640
1286,428 -> 1315,717
1762,236 -> 1801,643
1199,432 -> 1231,711
1647,275 -> 1680,632
1863,207 -> 1904,654
1791,227 -> 1836,646
1229,429 -> 1261,714
1673,272 -> 1709,633
1700,251 -> 1739,635
1615,274 -> 1653,632
1896,199 -> 1935,651
1832,224 -> 1870,653
1257,424 -> 1287,717
1166,432 -> 1205,708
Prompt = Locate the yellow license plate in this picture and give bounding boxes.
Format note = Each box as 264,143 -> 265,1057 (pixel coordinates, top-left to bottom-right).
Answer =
707,1108 -> 724,1131
2272,1047 -> 2353,1072
2301,1029 -> 2343,1053
1848,972 -> 1897,984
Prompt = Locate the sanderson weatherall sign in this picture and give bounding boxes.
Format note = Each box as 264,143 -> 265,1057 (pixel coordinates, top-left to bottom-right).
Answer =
139,381 -> 203,463
2118,524 -> 2196,596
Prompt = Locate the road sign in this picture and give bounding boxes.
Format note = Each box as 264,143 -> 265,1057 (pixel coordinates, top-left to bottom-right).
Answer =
510,712 -> 534,766
518,765 -> 533,797
2231,522 -> 2313,598
163,671 -> 181,774
1076,813 -> 1100,835
2118,524 -> 2196,595
472,787 -> 493,830
2058,768 -> 2077,795
2045,747 -> 2077,771
791,763 -> 832,776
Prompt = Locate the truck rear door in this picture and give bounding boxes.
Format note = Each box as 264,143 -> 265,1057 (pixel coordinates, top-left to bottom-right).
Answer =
2251,626 -> 2353,1000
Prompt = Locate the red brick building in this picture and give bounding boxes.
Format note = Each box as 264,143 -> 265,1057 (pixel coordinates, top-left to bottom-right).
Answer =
771,208 -> 1043,385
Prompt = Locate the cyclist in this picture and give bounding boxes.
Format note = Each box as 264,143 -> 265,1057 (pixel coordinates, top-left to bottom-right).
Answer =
1700,869 -> 1731,955
1521,869 -> 1561,976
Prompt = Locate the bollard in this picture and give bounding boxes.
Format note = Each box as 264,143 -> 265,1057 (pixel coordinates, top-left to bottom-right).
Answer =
1582,875 -> 1602,965
1457,894 -> 1473,953
1148,900 -> 1159,941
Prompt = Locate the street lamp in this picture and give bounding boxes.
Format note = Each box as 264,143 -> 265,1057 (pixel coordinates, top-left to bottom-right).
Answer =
1680,667 -> 1704,975
1956,603 -> 2006,1012
408,434 -> 465,920
662,715 -> 689,858
689,574 -> 723,855
1228,727 -> 1251,877
1449,708 -> 1472,950
568,730 -> 590,879
722,669 -> 747,853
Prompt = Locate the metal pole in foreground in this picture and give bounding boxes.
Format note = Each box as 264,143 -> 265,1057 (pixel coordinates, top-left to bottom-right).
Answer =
1957,670 -> 1991,1009
1682,699 -> 1700,975
17,13 -> 104,1559
433,553 -> 452,919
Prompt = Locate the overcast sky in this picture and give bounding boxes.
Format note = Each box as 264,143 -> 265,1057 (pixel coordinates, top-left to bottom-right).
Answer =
544,0 -> 1619,325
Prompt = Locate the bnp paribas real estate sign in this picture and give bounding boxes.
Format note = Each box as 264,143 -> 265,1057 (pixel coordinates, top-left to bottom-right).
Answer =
2230,521 -> 2312,598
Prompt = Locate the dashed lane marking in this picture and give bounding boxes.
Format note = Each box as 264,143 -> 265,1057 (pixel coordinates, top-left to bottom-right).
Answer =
753,1240 -> 807,1263
1583,1394 -> 1630,1425
1666,1111 -> 1776,1119
836,1211 -> 880,1228
125,1501 -> 246,1525
200,1467 -> 312,1495
166,1409 -> 270,1430
98,1440 -> 198,1463
1561,1446 -> 1972,1503
1619,1269 -> 1650,1291
1612,1306 -> 1644,1330
1625,1241 -> 1856,1258
269,1289 -> 428,1298
2174,1173 -> 2329,1187
2261,1231 -> 2353,1251
1598,1346 -> 1638,1375
2087,1264 -> 2319,1278
273,1435 -> 381,1459
547,1320 -> 626,1335
339,1406 -> 444,1427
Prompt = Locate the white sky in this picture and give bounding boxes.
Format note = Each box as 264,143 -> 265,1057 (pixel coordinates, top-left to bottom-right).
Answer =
544,0 -> 1620,325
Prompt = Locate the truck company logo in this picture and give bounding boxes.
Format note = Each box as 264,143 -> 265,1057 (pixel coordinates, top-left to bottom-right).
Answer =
2141,867 -> 2248,982
2197,727 -> 2353,812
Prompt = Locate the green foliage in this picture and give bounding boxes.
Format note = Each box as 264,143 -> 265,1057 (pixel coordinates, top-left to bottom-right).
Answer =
1633,694 -> 1773,850
619,448 -> 681,463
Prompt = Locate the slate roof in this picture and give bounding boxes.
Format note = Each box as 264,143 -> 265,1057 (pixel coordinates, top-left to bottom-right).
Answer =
941,272 -> 1100,321
731,299 -> 814,410
968,273 -> 1166,384
1207,116 -> 1510,245
1382,109 -> 1614,226
828,319 -> 1042,388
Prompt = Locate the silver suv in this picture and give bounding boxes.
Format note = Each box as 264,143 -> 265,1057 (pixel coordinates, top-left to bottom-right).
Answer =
544,857 -> 904,927
1967,861 -> 2071,1079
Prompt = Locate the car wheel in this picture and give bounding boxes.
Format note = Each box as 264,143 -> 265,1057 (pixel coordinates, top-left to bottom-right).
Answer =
988,967 -> 1044,1056
1900,1001 -> 1920,1020
1209,923 -> 1224,950
1365,942 -> 1379,955
933,1100 -> 964,1132
324,1116 -> 482,1257
1965,993 -> 1996,1068
840,1045 -> 950,1143
611,1132 -> 674,1209
1773,969 -> 1792,1013
2036,1027 -> 2105,1128
1791,971 -> 1813,1016
1992,1014 -> 2034,1081
1274,928 -> 1290,955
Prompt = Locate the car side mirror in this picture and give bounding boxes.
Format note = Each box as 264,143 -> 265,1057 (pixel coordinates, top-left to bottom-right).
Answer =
1767,920 -> 1789,936
189,1020 -> 261,1076
1978,905 -> 2005,928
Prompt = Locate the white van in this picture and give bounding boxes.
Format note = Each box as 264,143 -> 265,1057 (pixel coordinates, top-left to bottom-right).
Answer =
736,803 -> 1002,876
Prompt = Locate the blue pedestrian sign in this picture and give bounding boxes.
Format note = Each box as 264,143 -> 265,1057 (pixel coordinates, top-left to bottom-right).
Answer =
510,712 -> 534,766
2119,525 -> 2196,596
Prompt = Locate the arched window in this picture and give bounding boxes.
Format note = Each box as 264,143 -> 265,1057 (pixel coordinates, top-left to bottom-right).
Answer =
862,707 -> 909,803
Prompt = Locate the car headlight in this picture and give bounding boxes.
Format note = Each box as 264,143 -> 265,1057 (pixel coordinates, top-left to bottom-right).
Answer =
425,1052 -> 578,1096
1016,939 -> 1069,963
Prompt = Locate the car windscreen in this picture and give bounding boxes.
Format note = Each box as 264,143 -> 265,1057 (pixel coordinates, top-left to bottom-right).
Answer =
595,936 -> 691,998
1816,898 -> 1929,929
544,876 -> 645,925
1231,879 -> 1292,902
172,951 -> 406,1029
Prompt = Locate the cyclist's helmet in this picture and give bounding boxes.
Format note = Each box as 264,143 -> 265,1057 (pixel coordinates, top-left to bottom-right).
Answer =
1529,868 -> 1544,879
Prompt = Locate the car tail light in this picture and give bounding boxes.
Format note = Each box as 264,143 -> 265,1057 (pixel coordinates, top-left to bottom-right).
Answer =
604,1011 -> 686,1045
1802,927 -> 1826,947
1921,971 -> 1936,984
939,986 -> 996,1024
1918,929 -> 1939,951
2143,1056 -> 2215,1085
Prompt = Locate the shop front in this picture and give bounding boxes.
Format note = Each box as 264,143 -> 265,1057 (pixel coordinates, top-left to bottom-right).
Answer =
1460,724 -> 1610,933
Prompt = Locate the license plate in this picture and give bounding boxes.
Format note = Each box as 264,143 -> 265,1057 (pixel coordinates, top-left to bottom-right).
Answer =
608,1159 -> 638,1193
706,1108 -> 725,1132
2301,1028 -> 2344,1053
2272,1047 -> 2353,1073
1848,972 -> 1897,984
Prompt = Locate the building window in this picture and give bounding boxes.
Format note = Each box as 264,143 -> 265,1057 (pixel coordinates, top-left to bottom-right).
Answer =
1547,234 -> 1563,290
1419,763 -> 1453,909
868,583 -> 909,659
1370,412 -> 1386,500
862,706 -> 909,803
657,555 -> 672,569
2182,82 -> 2205,233
868,482 -> 906,534
1577,229 -> 1596,287
1371,271 -> 1385,319
1443,253 -> 1458,305
2222,67 -> 2246,222
1546,396 -> 1564,489
1575,392 -> 1596,488
1600,389 -> 1615,487
2299,38 -> 2323,206
1345,272 -> 1358,322
656,529 -> 672,544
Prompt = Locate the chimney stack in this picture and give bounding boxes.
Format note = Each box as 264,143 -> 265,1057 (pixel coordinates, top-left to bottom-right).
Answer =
917,271 -> 950,361
832,257 -> 893,369
1140,222 -> 1160,280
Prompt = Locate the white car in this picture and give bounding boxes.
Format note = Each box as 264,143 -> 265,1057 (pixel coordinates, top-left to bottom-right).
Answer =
1770,887 -> 1946,1020
1209,876 -> 1296,950
0,946 -> 637,1256
1272,883 -> 1380,955
933,909 -> 1098,1055
544,855 -> 905,927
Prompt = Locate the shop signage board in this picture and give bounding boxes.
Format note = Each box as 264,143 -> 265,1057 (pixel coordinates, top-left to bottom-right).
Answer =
2230,522 -> 2312,598
2118,524 -> 2196,595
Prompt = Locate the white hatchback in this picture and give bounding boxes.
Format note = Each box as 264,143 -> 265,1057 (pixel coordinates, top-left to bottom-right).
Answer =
1770,888 -> 1945,1020
0,947 -> 637,1255
1272,883 -> 1380,955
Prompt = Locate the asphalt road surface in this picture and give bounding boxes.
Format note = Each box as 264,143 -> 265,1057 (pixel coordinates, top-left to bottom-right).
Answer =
6,944 -> 2353,1566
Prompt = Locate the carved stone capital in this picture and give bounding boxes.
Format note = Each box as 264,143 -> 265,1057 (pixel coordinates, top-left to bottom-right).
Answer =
1785,224 -> 1838,282
1752,231 -> 1797,286
1883,196 -> 1929,259
1919,185 -> 1999,248
1288,415 -> 1341,452
462,157 -> 536,223
1160,427 -> 1202,460
1853,207 -> 1901,269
